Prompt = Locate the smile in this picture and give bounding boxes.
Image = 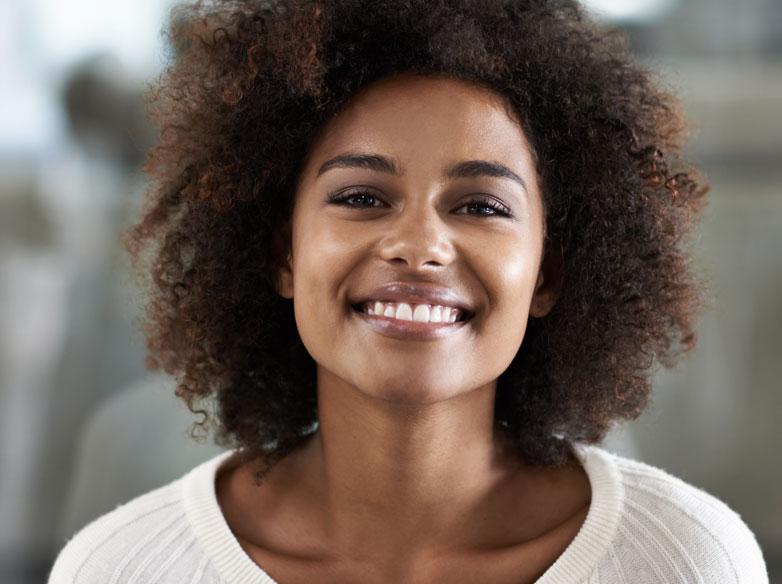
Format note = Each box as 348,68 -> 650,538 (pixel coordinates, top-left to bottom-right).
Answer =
362,301 -> 463,323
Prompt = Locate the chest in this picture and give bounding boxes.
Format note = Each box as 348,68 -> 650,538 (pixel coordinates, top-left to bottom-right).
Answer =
235,506 -> 588,584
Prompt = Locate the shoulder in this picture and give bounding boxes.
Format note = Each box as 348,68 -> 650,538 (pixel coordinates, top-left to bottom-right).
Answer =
602,452 -> 768,584
48,460 -> 223,584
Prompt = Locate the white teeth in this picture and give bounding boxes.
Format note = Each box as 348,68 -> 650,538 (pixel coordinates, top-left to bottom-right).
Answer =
395,303 -> 413,321
413,305 -> 430,322
364,301 -> 462,323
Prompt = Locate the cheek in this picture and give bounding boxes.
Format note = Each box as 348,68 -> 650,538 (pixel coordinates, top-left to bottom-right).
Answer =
288,219 -> 364,345
290,210 -> 338,289
472,235 -> 542,354
502,254 -> 540,306
288,217 -> 333,354
484,235 -> 542,308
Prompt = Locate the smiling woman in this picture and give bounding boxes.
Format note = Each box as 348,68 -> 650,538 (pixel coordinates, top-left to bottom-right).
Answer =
279,76 -> 551,406
49,0 -> 768,583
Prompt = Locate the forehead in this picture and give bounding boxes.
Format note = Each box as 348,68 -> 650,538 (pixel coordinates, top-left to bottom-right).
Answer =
299,74 -> 537,181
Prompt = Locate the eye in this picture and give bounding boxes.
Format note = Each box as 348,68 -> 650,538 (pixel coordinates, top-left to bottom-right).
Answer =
327,188 -> 386,208
454,195 -> 513,218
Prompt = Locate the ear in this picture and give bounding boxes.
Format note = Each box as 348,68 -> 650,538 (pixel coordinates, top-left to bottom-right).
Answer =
272,221 -> 294,299
529,242 -> 563,318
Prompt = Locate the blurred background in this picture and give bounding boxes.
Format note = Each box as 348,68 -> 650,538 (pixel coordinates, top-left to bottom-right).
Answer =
0,0 -> 780,581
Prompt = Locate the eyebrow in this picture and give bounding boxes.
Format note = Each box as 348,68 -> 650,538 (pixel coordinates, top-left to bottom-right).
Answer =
316,153 -> 527,192
316,153 -> 399,177
444,160 -> 527,192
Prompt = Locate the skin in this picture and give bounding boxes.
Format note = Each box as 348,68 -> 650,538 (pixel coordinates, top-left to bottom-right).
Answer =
217,75 -> 591,584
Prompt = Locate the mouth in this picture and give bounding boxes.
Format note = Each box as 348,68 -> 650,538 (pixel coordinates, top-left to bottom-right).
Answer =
348,282 -> 474,338
356,301 -> 468,324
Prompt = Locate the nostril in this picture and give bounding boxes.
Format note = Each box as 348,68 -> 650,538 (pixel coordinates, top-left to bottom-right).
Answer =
381,253 -> 449,271
377,229 -> 455,269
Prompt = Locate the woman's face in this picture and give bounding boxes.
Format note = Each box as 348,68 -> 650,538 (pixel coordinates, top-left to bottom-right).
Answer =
279,74 -> 556,404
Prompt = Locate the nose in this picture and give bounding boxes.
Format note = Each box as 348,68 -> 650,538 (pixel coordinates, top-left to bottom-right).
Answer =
378,205 -> 456,270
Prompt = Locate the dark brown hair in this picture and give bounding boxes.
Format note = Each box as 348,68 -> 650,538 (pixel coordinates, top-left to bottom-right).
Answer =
126,0 -> 706,470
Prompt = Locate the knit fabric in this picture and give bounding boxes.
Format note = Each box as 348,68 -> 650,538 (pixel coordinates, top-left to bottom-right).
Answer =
48,447 -> 768,583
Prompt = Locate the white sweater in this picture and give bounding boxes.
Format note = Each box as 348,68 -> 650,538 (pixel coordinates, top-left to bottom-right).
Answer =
49,447 -> 768,583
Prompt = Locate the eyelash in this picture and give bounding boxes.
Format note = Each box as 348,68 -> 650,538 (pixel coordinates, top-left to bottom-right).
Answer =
326,190 -> 513,218
327,190 -> 385,208
455,195 -> 513,218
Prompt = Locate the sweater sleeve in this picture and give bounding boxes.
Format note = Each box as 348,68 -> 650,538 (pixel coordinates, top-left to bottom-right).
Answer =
47,479 -> 218,584
601,456 -> 768,584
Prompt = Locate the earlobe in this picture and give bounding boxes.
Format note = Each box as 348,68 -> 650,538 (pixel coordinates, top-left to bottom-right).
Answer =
272,222 -> 294,299
529,244 -> 563,318
276,257 -> 294,299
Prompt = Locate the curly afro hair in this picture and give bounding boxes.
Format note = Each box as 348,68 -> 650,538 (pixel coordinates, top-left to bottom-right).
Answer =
125,0 -> 707,470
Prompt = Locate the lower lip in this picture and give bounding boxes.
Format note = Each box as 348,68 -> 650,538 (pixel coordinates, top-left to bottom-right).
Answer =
353,308 -> 467,341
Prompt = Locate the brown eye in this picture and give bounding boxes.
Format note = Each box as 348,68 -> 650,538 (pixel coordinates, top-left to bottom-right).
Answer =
327,189 -> 386,208
454,195 -> 512,218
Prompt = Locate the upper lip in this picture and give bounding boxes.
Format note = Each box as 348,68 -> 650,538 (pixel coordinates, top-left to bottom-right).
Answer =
350,282 -> 474,314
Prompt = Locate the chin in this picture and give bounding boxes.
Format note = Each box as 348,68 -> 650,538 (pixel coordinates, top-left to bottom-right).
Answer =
370,388 -> 459,406
356,373 -> 481,407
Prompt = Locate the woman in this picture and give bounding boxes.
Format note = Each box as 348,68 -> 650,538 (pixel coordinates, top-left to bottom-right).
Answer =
50,0 -> 768,582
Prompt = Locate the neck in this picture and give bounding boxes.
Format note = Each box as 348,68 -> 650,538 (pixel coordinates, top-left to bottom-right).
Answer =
220,367 -> 592,573
294,366 -> 522,557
